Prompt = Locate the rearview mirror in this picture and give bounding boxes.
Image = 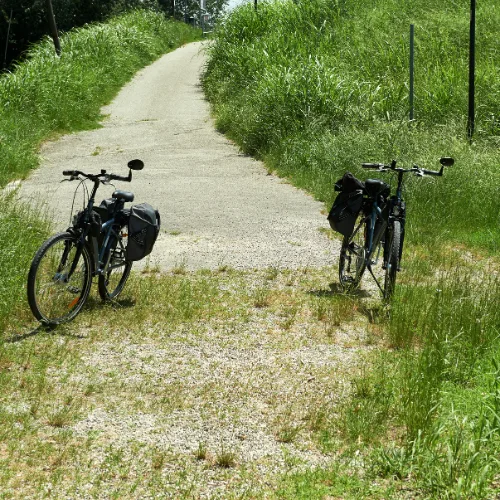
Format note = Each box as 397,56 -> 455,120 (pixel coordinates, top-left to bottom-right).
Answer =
128,159 -> 144,171
440,157 -> 454,167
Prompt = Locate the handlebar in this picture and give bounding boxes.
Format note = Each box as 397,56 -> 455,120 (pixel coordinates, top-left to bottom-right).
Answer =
62,169 -> 132,182
361,158 -> 453,177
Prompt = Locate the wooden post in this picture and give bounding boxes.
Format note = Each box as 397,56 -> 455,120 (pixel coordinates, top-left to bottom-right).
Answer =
45,0 -> 61,56
254,0 -> 257,11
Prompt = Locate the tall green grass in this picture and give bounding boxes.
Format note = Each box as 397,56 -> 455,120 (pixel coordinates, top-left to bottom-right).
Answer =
204,0 -> 500,496
0,10 -> 200,187
204,0 -> 499,251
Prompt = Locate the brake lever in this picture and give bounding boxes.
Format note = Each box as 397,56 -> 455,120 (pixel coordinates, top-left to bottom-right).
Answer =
60,176 -> 78,183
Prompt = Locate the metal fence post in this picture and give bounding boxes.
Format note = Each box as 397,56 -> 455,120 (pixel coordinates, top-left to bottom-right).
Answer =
409,24 -> 415,121
467,0 -> 476,141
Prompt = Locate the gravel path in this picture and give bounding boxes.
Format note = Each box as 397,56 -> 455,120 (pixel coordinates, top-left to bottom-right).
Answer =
18,41 -> 335,271
8,43 -> 368,498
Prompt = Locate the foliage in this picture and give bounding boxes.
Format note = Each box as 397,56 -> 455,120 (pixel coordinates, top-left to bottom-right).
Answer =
0,0 -> 159,68
0,10 -> 200,187
203,0 -> 500,250
1,0 -> 226,69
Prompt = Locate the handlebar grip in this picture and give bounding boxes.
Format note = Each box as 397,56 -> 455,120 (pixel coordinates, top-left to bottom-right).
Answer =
110,173 -> 131,182
421,168 -> 442,177
362,163 -> 385,169
63,170 -> 77,176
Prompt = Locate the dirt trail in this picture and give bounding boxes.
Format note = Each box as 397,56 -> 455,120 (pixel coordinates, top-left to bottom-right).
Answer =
18,42 -> 335,270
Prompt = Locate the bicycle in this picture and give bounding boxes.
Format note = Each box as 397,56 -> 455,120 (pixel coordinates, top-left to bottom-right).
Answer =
27,159 -> 146,325
335,157 -> 454,299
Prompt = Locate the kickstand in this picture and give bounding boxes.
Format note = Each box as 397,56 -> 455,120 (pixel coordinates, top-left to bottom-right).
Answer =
367,265 -> 385,296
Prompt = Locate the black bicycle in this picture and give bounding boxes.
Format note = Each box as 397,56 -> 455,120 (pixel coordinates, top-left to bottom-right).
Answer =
27,159 -> 145,325
334,157 -> 454,299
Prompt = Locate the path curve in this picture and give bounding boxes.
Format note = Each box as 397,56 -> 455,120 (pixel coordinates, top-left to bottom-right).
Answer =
19,42 -> 335,270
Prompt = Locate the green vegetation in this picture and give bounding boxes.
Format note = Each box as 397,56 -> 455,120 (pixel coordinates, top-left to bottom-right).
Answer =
0,195 -> 51,332
1,0 -> 225,69
204,0 -> 500,497
1,1 -> 499,496
204,0 -> 499,251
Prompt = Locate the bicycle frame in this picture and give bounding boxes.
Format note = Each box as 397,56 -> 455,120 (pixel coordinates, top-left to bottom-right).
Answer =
67,174 -> 127,279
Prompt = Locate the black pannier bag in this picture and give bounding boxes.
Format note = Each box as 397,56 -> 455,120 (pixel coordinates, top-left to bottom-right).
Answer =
93,198 -> 117,223
327,172 -> 365,237
126,203 -> 161,261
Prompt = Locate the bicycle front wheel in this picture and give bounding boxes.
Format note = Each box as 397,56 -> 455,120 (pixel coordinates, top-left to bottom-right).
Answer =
27,232 -> 92,325
384,221 -> 401,300
339,214 -> 367,292
98,235 -> 132,301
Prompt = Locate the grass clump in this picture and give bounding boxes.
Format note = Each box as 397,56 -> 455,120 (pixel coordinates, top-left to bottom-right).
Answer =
0,195 -> 50,332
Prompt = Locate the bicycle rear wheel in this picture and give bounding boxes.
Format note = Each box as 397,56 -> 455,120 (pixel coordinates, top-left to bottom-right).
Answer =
384,221 -> 401,299
339,214 -> 367,291
27,232 -> 92,325
98,234 -> 132,301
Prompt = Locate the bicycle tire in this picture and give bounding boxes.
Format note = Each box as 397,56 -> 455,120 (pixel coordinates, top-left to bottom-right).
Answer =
27,232 -> 92,325
98,234 -> 132,301
384,220 -> 401,299
339,214 -> 367,291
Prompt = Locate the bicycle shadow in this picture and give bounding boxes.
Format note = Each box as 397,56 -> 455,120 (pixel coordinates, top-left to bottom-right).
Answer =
309,282 -> 372,298
4,323 -> 86,343
5,298 -> 136,343
308,283 -> 385,324
86,296 -> 136,311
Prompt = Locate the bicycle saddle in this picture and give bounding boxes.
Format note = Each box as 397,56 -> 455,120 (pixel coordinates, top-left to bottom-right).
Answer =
112,190 -> 134,202
365,179 -> 390,198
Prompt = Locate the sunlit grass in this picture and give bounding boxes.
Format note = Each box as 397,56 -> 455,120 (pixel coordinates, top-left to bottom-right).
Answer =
204,0 -> 500,497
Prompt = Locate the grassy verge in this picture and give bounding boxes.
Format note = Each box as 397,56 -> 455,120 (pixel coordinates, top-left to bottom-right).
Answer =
203,0 -> 499,251
204,0 -> 500,497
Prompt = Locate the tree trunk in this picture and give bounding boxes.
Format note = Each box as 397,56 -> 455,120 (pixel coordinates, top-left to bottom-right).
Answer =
45,0 -> 61,56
